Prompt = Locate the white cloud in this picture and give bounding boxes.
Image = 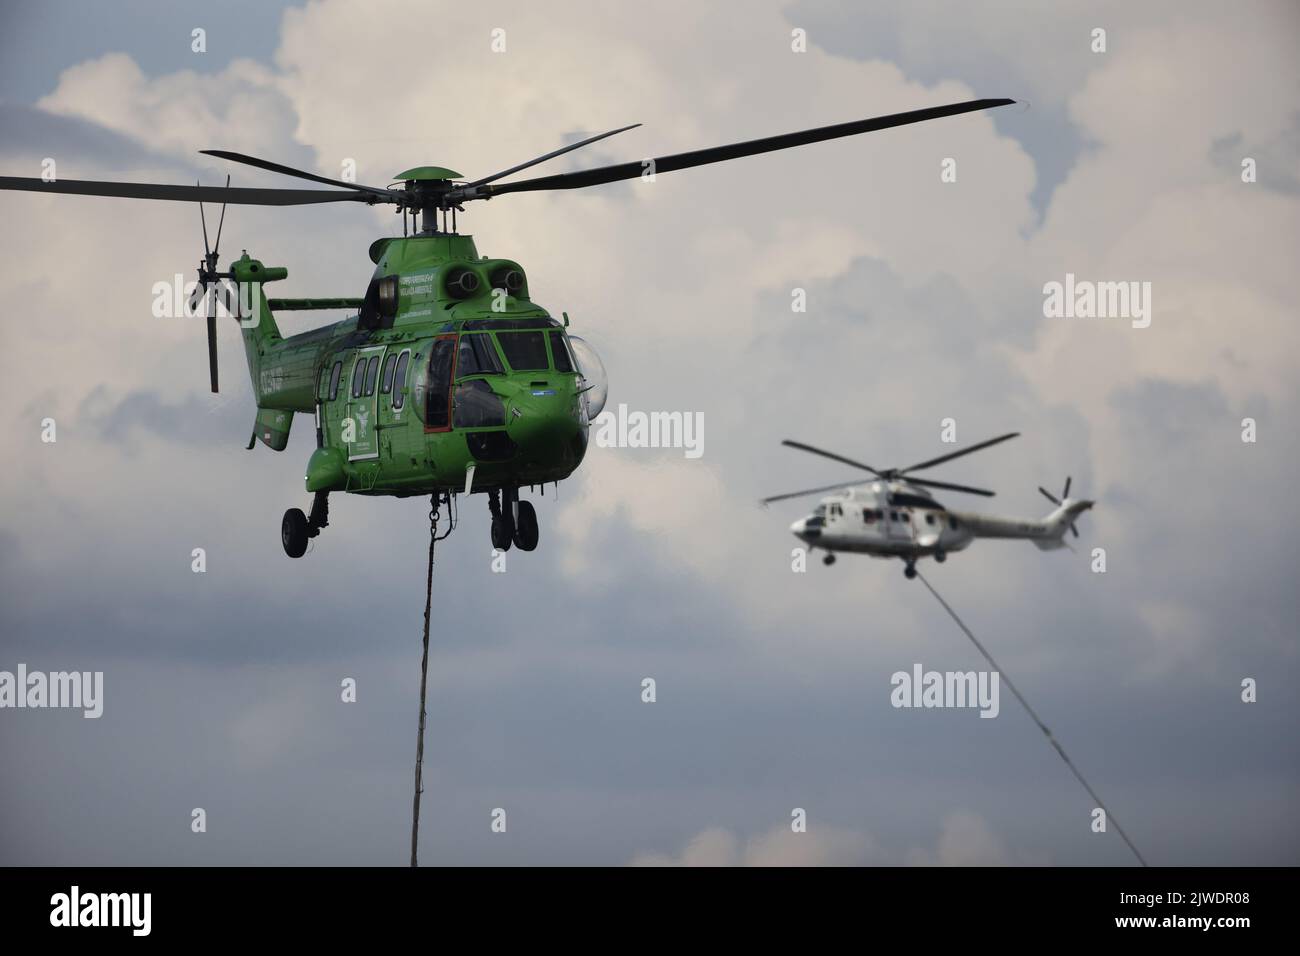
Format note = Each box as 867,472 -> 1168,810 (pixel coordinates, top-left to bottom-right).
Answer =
905,809 -> 1018,866
630,820 -> 878,866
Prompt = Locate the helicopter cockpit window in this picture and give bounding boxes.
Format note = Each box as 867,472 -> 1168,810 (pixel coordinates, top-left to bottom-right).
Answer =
457,334 -> 504,377
812,504 -> 827,517
454,379 -> 507,428
380,354 -> 398,393
328,361 -> 342,401
829,503 -> 843,518
496,331 -> 550,371
364,356 -> 380,396
549,331 -> 575,373
351,358 -> 366,398
392,351 -> 410,410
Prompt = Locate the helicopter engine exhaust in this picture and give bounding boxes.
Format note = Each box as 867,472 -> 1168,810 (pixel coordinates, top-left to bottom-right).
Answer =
490,266 -> 525,295
444,267 -> 480,299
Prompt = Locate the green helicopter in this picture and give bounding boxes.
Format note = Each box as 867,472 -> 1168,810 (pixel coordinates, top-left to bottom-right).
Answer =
0,98 -> 1012,557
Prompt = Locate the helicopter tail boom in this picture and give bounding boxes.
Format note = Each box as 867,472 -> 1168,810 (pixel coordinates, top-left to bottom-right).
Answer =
950,498 -> 1093,546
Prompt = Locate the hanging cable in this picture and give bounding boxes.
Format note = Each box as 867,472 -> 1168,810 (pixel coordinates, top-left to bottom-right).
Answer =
409,493 -> 443,867
916,570 -> 1148,867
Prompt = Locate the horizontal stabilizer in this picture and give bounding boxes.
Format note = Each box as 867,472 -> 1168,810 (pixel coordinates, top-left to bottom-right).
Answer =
253,407 -> 293,451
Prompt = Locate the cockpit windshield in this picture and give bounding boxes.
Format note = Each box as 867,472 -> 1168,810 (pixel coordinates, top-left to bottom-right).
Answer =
456,333 -> 503,377
496,331 -> 550,371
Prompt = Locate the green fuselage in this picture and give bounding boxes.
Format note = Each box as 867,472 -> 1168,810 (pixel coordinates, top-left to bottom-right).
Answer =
234,233 -> 590,498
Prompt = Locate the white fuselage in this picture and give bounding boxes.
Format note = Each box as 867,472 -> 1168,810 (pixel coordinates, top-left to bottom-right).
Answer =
790,481 -> 1089,560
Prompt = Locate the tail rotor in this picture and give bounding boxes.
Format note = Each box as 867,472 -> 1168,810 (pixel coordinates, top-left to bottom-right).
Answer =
1038,476 -> 1080,537
189,175 -> 232,392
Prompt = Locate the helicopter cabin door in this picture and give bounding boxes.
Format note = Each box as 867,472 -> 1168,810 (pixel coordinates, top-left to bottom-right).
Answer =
422,334 -> 457,433
884,494 -> 915,546
345,345 -> 386,461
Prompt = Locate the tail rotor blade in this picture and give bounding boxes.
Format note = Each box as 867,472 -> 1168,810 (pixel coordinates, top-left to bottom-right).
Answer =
213,175 -> 229,258
197,180 -> 211,258
1062,476 -> 1072,499
1070,523 -> 1080,538
1038,486 -> 1061,505
207,314 -> 219,393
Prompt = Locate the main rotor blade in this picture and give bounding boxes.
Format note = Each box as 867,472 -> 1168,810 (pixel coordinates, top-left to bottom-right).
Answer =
463,124 -> 643,189
469,98 -> 1014,198
0,176 -> 376,206
781,439 -> 883,477
760,481 -> 860,505
899,431 -> 1020,475
200,150 -> 396,200
906,476 -> 996,497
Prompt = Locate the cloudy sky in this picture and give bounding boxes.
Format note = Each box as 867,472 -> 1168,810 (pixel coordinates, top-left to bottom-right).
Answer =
1,0 -> 1296,866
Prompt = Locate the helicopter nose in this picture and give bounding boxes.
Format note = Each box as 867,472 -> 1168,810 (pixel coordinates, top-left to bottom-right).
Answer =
790,517 -> 820,540
507,390 -> 588,466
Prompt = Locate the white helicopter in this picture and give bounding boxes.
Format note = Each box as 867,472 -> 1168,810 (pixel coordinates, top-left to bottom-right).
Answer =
762,432 -> 1093,579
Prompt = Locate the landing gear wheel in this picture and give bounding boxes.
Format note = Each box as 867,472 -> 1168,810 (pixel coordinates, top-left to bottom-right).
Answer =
282,508 -> 309,558
822,553 -> 836,566
903,562 -> 917,580
488,488 -> 514,551
513,500 -> 539,552
491,515 -> 514,551
933,549 -> 946,564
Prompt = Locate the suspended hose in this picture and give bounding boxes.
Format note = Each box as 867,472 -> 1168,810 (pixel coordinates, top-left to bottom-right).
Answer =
409,495 -> 440,867
917,570 -> 1148,867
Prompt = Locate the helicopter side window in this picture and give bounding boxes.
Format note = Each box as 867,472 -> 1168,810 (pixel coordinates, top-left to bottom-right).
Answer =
380,354 -> 398,393
925,513 -> 936,526
863,508 -> 879,523
392,351 -> 411,410
328,361 -> 343,401
457,334 -> 504,377
497,331 -> 550,371
829,503 -> 843,518
364,356 -> 380,396
351,358 -> 366,398
549,331 -> 575,373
